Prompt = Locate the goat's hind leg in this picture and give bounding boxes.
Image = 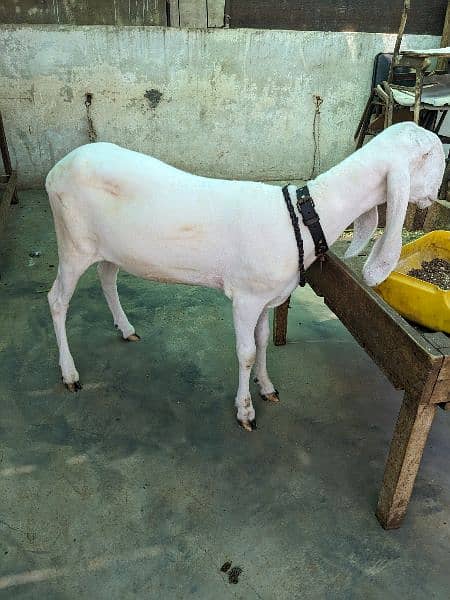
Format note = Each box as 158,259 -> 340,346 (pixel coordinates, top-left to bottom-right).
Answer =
48,259 -> 91,391
97,261 -> 139,341
254,309 -> 279,403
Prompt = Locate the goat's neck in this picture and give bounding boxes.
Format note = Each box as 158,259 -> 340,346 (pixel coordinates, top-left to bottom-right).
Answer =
308,154 -> 386,248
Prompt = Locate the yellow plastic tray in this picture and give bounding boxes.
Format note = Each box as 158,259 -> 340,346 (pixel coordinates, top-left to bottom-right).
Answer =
375,230 -> 450,334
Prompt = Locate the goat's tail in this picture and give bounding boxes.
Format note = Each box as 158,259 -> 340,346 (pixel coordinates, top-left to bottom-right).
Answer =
45,159 -> 71,217
45,160 -> 61,197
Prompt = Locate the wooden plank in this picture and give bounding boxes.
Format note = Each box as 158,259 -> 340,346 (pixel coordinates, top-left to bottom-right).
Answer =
179,0 -> 207,27
401,50 -> 450,59
433,380 -> 450,402
376,391 -> 436,529
207,0 -> 225,27
273,297 -> 290,346
424,199 -> 450,231
305,253 -> 444,398
0,171 -> 17,237
388,0 -> 410,84
228,0 -> 447,35
437,0 -> 450,71
432,357 -> 450,402
0,112 -> 13,176
168,0 -> 180,27
0,0 -> 167,26
423,332 -> 450,352
441,0 -> 450,43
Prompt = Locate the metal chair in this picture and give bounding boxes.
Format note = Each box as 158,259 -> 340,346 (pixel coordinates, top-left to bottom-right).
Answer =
355,0 -> 450,217
356,1 -> 450,143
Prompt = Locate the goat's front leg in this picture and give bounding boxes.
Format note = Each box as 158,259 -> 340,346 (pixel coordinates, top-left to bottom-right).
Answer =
254,310 -> 279,403
232,296 -> 266,432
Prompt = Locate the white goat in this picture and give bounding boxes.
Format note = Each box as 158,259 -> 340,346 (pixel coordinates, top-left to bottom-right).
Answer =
46,122 -> 444,431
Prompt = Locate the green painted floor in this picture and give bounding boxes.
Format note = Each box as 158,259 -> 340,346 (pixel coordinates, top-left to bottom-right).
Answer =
1,191 -> 450,599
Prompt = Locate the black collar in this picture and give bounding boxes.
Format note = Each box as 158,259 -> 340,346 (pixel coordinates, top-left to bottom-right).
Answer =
282,185 -> 329,287
296,185 -> 329,258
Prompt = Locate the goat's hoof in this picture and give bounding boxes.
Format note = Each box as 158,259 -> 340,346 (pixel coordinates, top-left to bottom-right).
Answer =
66,381 -> 82,392
125,333 -> 141,342
260,389 -> 279,403
237,418 -> 257,432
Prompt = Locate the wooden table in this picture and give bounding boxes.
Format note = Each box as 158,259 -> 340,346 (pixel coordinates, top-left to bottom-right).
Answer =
273,251 -> 450,529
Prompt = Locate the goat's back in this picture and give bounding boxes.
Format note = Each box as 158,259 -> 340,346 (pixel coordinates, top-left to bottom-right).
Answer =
44,143 -> 298,291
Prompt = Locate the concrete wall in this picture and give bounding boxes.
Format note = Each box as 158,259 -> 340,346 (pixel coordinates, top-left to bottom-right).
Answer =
0,25 -> 439,187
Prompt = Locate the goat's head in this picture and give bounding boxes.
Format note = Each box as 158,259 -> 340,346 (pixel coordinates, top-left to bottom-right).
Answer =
345,123 -> 445,287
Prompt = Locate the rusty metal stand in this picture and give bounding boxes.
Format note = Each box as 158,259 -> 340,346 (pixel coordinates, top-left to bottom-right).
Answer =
0,110 -> 17,237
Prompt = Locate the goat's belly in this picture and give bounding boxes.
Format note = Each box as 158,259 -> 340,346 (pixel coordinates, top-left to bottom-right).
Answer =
125,262 -> 225,289
99,235 -> 225,290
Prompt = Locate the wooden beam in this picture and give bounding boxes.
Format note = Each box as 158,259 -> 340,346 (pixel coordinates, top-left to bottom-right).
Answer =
168,0 -> 180,27
273,250 -> 450,530
0,111 -> 18,204
228,0 -> 447,35
0,0 -> 168,26
207,0 -> 225,27
437,0 -> 450,70
0,171 -> 17,238
273,297 -> 290,346
376,391 -> 436,529
305,253 -> 445,400
388,0 -> 410,83
178,0 -> 207,27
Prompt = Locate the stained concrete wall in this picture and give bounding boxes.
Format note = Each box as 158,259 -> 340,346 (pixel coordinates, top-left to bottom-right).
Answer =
0,25 -> 439,187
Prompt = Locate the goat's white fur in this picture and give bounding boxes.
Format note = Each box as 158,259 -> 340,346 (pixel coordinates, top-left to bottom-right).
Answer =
46,122 -> 444,430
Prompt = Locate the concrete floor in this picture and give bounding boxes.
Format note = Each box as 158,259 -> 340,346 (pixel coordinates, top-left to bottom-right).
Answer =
1,190 -> 450,599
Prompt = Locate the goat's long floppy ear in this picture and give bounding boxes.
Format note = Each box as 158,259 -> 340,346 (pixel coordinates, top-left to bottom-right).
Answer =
344,206 -> 378,259
362,165 -> 410,287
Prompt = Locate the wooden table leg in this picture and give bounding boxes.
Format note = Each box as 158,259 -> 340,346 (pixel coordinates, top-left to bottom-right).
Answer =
273,297 -> 290,346
376,391 -> 436,529
0,111 -> 18,204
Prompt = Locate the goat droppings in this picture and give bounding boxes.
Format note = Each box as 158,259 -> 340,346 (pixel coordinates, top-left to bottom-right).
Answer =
228,566 -> 243,584
220,561 -> 232,573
